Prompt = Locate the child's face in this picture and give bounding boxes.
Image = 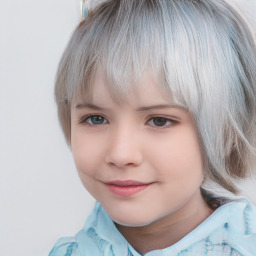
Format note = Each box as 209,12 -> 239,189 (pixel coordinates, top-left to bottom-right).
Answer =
71,69 -> 205,227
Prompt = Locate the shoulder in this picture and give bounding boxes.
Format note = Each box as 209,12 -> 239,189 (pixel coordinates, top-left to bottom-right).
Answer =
48,237 -> 79,256
206,197 -> 256,255
48,203 -> 113,256
219,197 -> 256,233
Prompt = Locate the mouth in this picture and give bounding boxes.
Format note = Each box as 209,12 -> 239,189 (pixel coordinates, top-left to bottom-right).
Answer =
105,180 -> 153,197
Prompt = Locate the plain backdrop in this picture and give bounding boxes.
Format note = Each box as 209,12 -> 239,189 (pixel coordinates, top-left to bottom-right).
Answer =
0,1 -> 255,256
0,1 -> 95,256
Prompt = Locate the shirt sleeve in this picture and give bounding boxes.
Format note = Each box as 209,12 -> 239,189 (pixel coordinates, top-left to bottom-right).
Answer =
48,237 -> 80,256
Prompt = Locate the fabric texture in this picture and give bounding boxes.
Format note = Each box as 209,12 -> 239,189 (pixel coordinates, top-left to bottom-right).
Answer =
49,198 -> 256,256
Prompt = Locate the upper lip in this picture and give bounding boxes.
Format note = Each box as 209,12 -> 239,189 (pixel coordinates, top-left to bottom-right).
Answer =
106,180 -> 152,186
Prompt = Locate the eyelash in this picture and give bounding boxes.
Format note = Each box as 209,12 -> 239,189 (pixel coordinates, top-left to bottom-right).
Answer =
80,115 -> 177,128
81,115 -> 108,126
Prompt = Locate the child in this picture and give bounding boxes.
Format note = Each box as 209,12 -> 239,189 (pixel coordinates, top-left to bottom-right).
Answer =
49,0 -> 256,255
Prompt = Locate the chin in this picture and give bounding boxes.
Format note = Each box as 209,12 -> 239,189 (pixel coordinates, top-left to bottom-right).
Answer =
109,211 -> 157,227
113,218 -> 152,227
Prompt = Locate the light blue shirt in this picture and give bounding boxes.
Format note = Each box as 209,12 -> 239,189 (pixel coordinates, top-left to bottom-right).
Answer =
49,198 -> 256,256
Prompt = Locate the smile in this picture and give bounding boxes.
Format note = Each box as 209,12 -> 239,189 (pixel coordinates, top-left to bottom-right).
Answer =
105,180 -> 153,197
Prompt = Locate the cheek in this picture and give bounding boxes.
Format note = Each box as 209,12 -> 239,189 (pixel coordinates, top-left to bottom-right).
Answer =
150,126 -> 203,180
175,132 -> 202,171
71,131 -> 104,178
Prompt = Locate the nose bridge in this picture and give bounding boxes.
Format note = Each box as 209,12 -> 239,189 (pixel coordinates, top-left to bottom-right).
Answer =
105,122 -> 142,167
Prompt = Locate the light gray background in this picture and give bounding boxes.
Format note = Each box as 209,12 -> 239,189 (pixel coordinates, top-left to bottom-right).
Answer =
0,1 -> 255,256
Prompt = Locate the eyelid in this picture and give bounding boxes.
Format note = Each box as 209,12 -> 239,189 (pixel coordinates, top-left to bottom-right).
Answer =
146,114 -> 179,122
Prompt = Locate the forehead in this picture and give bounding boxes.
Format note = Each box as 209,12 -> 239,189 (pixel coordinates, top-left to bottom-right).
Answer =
73,67 -> 178,108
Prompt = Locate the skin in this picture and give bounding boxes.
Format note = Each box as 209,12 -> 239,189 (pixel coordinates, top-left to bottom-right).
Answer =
70,69 -> 213,254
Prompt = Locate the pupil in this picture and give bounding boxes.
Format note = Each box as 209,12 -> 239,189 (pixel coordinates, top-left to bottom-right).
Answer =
91,116 -> 104,124
153,118 -> 167,126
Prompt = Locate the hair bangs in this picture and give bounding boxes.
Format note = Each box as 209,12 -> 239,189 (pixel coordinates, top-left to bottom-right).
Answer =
87,0 -> 170,102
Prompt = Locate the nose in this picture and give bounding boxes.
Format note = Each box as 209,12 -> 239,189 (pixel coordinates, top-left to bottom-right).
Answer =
105,126 -> 143,168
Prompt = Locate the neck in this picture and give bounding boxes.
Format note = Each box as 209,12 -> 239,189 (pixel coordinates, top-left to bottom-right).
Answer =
115,191 -> 214,254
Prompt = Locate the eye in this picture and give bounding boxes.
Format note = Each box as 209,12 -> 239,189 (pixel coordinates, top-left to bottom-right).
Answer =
83,115 -> 108,125
147,117 -> 174,127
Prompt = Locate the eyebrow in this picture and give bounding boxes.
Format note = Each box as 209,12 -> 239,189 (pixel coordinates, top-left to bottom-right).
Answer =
75,103 -> 184,111
75,103 -> 108,110
136,104 -> 184,111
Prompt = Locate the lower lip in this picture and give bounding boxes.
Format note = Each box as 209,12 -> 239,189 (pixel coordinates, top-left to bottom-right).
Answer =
106,184 -> 150,197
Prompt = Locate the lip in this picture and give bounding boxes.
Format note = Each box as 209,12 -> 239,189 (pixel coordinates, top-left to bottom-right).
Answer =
105,180 -> 153,197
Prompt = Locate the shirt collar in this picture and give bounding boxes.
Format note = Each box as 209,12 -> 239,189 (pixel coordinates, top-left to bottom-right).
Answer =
84,202 -> 141,255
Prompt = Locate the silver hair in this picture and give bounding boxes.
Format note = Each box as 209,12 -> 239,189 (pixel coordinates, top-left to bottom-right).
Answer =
55,0 -> 256,193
